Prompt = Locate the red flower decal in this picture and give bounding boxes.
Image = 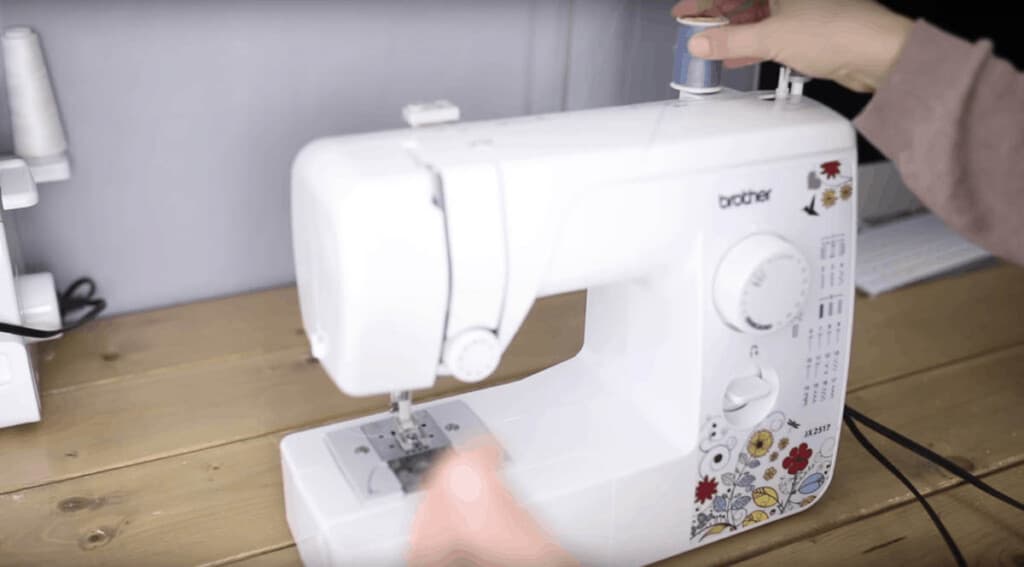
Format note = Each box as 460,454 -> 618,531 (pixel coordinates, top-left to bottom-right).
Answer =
820,161 -> 841,179
782,443 -> 812,474
695,476 -> 718,503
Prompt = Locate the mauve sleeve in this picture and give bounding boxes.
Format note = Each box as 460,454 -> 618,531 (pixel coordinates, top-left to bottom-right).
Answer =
854,19 -> 1024,265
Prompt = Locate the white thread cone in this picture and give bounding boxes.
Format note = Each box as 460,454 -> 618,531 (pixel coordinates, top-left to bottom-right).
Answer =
2,27 -> 67,165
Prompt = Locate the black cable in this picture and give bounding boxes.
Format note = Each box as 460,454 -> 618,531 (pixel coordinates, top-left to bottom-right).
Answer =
845,405 -> 1024,512
843,411 -> 967,567
0,277 -> 106,339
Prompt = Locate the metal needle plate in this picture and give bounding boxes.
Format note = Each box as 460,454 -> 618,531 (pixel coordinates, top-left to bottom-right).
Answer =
324,400 -> 495,501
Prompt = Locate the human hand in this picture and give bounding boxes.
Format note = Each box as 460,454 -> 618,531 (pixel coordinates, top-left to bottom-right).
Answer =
672,0 -> 914,92
407,440 -> 578,567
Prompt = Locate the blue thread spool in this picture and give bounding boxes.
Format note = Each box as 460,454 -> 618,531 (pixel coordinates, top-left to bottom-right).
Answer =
672,16 -> 729,94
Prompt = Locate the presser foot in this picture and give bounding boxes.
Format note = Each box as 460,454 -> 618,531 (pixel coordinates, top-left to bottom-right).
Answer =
389,390 -> 423,452
325,400 -> 495,501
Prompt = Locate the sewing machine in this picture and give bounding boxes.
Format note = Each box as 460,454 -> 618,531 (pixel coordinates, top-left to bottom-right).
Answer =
281,78 -> 857,565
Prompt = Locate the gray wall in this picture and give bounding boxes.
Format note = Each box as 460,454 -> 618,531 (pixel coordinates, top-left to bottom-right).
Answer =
0,0 -> 755,315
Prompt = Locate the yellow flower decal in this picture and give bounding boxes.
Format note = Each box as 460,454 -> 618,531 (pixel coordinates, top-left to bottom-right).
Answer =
778,437 -> 790,450
747,430 -> 774,457
763,467 -> 777,481
840,184 -> 853,201
741,510 -> 769,527
752,486 -> 780,508
822,189 -> 838,208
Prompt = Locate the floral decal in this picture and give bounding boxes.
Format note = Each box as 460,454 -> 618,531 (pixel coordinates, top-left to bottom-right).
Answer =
782,443 -> 812,474
747,430 -> 773,458
805,161 -> 853,216
822,189 -> 838,208
690,412 -> 836,543
820,161 -> 841,179
696,476 -> 718,504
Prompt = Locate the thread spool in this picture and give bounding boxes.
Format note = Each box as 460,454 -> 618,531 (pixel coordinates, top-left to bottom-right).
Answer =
2,26 -> 69,181
671,16 -> 729,94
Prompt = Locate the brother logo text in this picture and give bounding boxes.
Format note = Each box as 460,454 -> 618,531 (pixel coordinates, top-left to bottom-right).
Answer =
719,189 -> 772,209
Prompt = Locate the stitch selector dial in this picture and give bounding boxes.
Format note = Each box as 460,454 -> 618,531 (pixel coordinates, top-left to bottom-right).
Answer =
714,234 -> 809,334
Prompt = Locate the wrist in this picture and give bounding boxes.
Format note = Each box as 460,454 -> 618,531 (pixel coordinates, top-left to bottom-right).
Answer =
854,11 -> 914,92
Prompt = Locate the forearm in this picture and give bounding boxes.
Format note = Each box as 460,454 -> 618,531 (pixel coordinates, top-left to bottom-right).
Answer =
855,20 -> 1024,265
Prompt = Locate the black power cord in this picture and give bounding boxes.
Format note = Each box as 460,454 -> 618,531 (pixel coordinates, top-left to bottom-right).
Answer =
0,277 -> 106,339
843,411 -> 965,566
846,406 -> 1024,512
844,404 -> 1024,567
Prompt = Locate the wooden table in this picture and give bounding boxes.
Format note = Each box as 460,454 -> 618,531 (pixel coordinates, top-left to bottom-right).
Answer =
1,263 -> 1022,566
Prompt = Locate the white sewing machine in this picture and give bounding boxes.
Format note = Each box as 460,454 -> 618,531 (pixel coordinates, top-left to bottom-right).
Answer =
281,79 -> 857,565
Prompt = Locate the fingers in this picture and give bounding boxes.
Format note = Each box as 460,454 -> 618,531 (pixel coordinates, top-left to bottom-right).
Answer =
672,0 -> 719,18
726,6 -> 766,25
408,439 -> 579,567
672,0 -> 760,18
420,436 -> 501,484
688,22 -> 772,62
418,437 -> 505,512
408,447 -> 497,566
724,57 -> 764,69
716,0 -> 755,16
459,435 -> 504,467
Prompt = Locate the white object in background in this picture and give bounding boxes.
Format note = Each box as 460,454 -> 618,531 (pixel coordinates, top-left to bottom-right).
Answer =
0,28 -> 74,429
856,212 -> 991,296
0,164 -> 60,427
856,160 -> 922,224
0,157 -> 39,209
0,159 -> 62,429
2,26 -> 70,183
284,90 -> 859,565
15,272 -> 61,341
401,100 -> 460,128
